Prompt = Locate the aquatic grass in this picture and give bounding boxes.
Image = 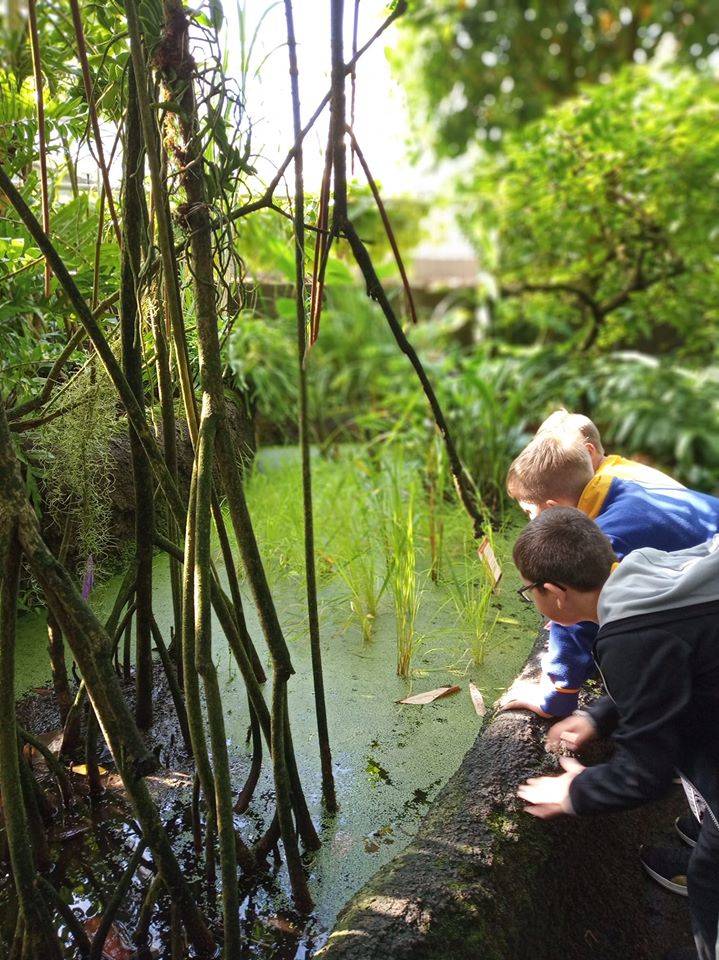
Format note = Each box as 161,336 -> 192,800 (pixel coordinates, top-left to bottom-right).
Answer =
426,433 -> 448,583
336,545 -> 387,643
382,466 -> 423,678
446,534 -> 499,666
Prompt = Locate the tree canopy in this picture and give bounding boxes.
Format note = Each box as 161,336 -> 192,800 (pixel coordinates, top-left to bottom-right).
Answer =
392,1 -> 717,157
462,66 -> 719,354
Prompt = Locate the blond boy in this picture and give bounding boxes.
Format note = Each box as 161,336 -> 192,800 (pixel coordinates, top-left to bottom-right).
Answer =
501,428 -> 719,717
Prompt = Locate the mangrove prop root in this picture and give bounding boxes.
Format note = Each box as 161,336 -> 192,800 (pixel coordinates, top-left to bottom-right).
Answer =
18,725 -> 73,808
119,62 -> 155,731
88,839 -> 148,960
0,528 -> 63,959
180,460 -> 217,837
0,406 -> 214,956
37,876 -> 92,956
150,617 -> 192,753
325,0 -> 485,539
154,0 -> 318,899
235,698 -> 262,814
285,0 -> 337,814
272,681 -> 313,911
194,408 -> 246,955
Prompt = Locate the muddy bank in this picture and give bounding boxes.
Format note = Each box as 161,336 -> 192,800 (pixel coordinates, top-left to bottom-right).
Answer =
318,635 -> 693,960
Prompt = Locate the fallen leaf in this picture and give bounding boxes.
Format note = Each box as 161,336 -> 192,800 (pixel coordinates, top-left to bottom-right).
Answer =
469,682 -> 486,717
84,917 -> 133,960
71,763 -> 109,777
478,538 -> 502,588
37,728 -> 64,754
55,824 -> 90,842
397,685 -> 461,705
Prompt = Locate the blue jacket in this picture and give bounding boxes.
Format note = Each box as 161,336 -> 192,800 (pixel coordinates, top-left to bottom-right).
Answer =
540,477 -> 719,715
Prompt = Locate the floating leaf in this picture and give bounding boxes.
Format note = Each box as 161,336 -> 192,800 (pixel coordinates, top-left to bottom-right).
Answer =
71,763 -> 108,777
469,682 -> 486,717
397,685 -> 461,705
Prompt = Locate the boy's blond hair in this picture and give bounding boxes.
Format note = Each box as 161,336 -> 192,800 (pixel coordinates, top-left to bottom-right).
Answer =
507,432 -> 594,505
537,408 -> 604,454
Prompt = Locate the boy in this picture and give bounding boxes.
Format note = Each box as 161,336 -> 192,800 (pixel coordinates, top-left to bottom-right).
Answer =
500,432 -> 719,718
513,508 -> 719,960
536,408 -> 684,489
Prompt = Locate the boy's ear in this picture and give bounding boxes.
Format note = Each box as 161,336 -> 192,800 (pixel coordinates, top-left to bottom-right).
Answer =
543,582 -> 566,605
544,499 -> 559,508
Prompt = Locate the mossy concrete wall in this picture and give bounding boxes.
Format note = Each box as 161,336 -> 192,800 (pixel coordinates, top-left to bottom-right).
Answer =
318,637 -> 691,960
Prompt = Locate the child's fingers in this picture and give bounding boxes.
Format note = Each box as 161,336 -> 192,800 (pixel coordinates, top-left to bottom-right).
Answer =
523,803 -> 561,819
558,755 -> 584,773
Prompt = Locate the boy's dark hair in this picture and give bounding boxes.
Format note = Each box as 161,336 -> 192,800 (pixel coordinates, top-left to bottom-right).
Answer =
513,507 -> 616,591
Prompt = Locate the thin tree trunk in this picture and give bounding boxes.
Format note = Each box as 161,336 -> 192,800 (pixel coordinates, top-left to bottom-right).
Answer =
181,460 -> 217,834
27,0 -> 51,299
284,0 -> 337,813
154,0 -> 317,888
194,406 -> 247,955
120,62 -> 154,730
123,0 -> 199,444
46,608 -> 72,725
149,296 -> 183,657
271,679 -> 313,911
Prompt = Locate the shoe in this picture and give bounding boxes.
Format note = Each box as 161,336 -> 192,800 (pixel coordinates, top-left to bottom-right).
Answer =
675,813 -> 700,848
639,845 -> 689,896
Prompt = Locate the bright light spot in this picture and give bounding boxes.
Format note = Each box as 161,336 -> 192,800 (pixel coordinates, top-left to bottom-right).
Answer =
456,28 -> 473,50
524,8 -> 537,21
500,76 -> 515,94
481,50 -> 498,67
619,7 -> 633,25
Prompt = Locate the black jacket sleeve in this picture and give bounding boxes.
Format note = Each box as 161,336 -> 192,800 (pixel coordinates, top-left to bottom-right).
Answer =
569,626 -> 691,816
585,695 -> 619,738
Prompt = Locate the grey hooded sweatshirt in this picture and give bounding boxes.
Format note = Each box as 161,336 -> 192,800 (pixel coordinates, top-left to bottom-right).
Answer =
569,536 -> 719,827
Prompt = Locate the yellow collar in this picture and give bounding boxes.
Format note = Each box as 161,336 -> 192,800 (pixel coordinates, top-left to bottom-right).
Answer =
576,458 -> 617,520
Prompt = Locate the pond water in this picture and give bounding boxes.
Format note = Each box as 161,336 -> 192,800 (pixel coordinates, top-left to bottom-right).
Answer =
11,447 -> 537,955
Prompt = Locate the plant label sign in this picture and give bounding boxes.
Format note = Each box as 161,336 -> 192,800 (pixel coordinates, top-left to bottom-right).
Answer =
478,537 -> 502,589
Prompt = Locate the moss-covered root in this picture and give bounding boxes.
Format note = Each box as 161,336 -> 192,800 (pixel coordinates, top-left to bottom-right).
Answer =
0,406 -> 214,957
194,407 -> 249,956
0,530 -> 63,960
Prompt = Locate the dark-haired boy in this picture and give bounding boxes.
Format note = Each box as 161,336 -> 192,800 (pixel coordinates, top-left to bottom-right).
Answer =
514,507 -> 719,960
501,432 -> 719,718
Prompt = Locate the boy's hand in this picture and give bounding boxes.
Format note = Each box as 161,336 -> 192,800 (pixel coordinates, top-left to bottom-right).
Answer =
497,680 -> 552,718
517,756 -> 585,819
546,713 -> 598,753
